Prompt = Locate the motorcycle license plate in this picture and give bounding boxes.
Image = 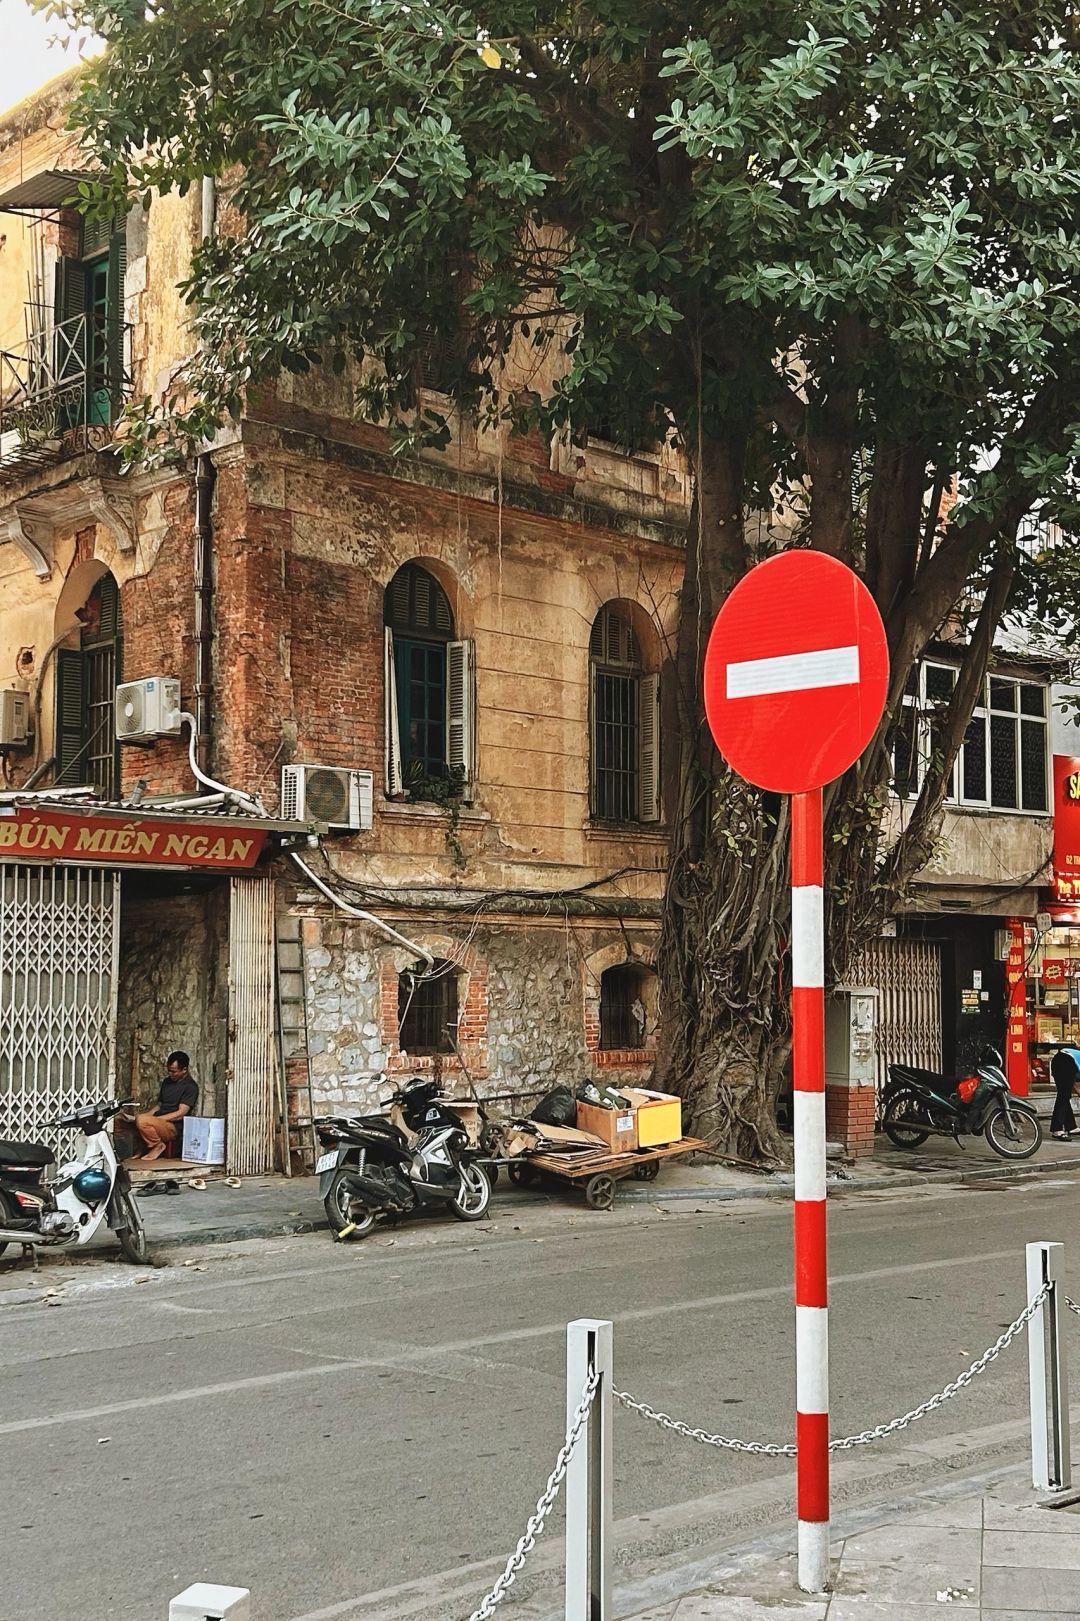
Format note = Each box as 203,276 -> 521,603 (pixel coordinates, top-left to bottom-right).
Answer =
315,1150 -> 338,1174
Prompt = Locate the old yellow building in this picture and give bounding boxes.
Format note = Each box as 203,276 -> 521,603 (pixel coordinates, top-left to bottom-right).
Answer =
0,72 -> 689,1168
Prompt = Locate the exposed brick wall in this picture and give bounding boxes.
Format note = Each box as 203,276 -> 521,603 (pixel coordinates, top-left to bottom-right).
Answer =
118,478 -> 197,796
826,1083 -> 877,1159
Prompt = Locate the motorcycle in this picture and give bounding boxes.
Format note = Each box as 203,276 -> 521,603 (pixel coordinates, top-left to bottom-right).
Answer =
315,1077 -> 492,1239
0,1097 -> 148,1263
880,1048 -> 1042,1161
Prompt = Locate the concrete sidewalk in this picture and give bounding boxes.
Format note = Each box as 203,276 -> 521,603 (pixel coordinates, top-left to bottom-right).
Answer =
622,1475 -> 1080,1618
103,1130 -> 1080,1254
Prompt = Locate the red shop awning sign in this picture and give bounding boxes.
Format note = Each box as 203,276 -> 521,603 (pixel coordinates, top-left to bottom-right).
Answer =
0,807 -> 269,870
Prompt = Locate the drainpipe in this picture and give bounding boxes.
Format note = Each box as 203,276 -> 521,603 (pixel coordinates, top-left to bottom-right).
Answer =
193,171 -> 217,773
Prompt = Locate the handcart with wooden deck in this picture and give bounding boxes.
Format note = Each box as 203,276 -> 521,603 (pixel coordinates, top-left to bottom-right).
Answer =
496,1135 -> 709,1210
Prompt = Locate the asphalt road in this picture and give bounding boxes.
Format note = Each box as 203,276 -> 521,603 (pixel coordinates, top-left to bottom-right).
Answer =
3,1169 -> 1079,1621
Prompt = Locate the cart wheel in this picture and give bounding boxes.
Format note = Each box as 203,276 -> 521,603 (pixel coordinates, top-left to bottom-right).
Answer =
633,1159 -> 661,1182
508,1161 -> 536,1187
585,1173 -> 616,1211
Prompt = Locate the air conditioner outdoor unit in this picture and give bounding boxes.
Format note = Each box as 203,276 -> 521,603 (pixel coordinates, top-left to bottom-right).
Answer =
115,677 -> 183,744
281,765 -> 373,831
0,689 -> 29,748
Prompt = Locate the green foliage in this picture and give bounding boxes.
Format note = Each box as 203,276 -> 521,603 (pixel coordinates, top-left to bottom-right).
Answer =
41,0 -> 1080,613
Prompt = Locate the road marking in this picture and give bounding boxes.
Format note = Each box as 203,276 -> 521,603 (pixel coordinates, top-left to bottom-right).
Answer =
0,1245 -> 1026,1437
726,644 -> 860,699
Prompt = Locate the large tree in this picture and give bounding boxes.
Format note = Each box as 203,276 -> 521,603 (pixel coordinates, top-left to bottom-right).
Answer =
49,0 -> 1080,1157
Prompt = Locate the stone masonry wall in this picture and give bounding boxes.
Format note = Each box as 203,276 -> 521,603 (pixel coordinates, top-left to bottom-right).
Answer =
115,882 -> 230,1118
287,902 -> 659,1115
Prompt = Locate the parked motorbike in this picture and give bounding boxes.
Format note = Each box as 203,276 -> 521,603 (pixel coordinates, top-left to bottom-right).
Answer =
315,1078 -> 492,1239
880,1048 -> 1042,1160
0,1097 -> 147,1263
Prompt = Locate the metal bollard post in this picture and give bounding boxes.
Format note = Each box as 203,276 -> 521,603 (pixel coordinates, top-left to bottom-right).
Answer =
169,1584 -> 252,1620
565,1318 -> 613,1621
1026,1241 -> 1071,1494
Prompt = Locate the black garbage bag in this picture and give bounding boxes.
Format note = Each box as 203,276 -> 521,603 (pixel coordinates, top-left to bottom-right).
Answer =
529,1085 -> 577,1128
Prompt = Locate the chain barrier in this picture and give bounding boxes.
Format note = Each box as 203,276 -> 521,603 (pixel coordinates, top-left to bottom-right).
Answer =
614,1281 -> 1051,1458
1066,1295 -> 1080,1319
465,1370 -> 599,1621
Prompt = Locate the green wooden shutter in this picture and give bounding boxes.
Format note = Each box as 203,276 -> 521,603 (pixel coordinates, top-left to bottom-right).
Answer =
54,256 -> 87,383
106,227 -> 127,408
54,648 -> 87,785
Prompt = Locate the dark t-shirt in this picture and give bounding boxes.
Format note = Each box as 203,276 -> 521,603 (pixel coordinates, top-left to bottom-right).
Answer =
156,1074 -> 199,1130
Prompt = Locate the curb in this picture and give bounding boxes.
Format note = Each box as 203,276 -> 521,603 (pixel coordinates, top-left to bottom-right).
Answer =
138,1149 -> 1080,1249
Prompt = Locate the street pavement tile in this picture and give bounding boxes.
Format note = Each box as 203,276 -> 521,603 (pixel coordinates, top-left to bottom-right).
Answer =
826,1605 -> 977,1620
618,1605 -> 678,1621
983,1502 -> 1080,1535
983,1529 -> 1080,1568
832,1525 -> 980,1606
982,1614 -> 1080,1620
670,1598 -> 827,1619
886,1500 -> 984,1530
980,1566 -> 1080,1611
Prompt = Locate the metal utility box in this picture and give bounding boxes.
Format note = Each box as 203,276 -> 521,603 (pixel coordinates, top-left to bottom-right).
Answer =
825,986 -> 879,1089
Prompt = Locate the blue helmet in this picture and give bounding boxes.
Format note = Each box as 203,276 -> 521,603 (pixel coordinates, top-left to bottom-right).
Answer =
73,1167 -> 112,1204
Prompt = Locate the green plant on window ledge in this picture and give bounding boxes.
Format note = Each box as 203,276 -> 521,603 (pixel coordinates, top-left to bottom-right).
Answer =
405,761 -> 468,869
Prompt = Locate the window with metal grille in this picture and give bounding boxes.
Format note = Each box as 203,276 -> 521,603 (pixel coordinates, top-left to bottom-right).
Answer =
891,660 -> 1048,814
398,960 -> 459,1055
589,606 -> 660,824
384,563 -> 475,797
599,963 -> 653,1050
55,573 -> 121,797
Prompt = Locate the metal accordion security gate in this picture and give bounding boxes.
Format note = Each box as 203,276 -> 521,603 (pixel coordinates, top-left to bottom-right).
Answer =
226,873 -> 277,1176
849,935 -> 943,1101
0,864 -> 120,1143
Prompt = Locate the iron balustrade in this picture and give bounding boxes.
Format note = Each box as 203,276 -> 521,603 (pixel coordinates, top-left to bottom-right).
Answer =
0,309 -> 132,478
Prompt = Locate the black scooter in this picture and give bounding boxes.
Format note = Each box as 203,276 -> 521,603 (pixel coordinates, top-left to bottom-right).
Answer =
315,1078 -> 491,1239
880,1047 -> 1042,1160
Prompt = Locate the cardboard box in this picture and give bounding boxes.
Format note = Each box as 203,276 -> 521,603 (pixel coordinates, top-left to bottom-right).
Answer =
622,1089 -> 682,1148
576,1099 -> 637,1153
182,1115 -> 226,1165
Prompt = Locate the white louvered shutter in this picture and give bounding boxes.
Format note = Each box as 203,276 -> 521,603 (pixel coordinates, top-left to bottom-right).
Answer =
638,671 -> 661,822
446,639 -> 474,788
384,627 -> 403,796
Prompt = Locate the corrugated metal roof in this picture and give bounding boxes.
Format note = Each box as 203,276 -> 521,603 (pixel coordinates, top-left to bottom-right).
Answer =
0,169 -> 96,211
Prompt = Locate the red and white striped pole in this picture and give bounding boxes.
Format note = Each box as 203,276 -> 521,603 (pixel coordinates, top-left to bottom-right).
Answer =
791,786 -> 829,1593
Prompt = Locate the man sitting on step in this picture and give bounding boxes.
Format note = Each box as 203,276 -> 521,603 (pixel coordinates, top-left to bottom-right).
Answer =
132,1051 -> 199,1161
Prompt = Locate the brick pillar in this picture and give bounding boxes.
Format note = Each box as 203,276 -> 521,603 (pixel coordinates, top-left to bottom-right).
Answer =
825,1082 -> 876,1158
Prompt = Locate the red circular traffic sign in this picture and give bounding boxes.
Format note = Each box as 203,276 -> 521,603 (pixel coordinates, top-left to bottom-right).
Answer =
703,551 -> 889,793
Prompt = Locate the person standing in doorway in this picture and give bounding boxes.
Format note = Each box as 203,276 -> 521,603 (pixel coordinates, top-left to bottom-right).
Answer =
1049,1046 -> 1080,1140
132,1051 -> 199,1160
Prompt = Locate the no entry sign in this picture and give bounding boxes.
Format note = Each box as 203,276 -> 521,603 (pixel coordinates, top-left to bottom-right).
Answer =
703,550 -> 889,793
702,549 -> 888,1593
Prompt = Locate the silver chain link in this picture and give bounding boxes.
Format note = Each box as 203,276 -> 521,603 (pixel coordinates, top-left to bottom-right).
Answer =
466,1370 -> 599,1621
1066,1295 -> 1080,1319
615,1281 -> 1051,1457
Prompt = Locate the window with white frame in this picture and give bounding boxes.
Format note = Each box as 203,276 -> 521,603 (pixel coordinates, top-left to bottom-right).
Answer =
891,662 -> 1048,813
383,563 -> 475,798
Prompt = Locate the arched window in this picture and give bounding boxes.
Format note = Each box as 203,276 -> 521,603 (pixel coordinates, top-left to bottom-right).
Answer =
599,962 -> 656,1051
384,562 -> 474,797
55,571 -> 122,798
398,959 -> 460,1055
589,604 -> 660,823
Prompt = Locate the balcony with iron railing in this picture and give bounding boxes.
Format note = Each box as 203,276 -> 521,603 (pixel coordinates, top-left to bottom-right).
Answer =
0,309 -> 132,482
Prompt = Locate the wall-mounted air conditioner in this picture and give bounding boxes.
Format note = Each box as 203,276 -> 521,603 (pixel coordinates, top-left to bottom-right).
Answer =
0,689 -> 29,748
115,677 -> 183,743
281,765 -> 373,831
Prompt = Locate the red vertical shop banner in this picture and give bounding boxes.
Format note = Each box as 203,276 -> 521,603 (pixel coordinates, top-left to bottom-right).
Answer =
1004,918 -> 1030,1096
1052,755 -> 1080,900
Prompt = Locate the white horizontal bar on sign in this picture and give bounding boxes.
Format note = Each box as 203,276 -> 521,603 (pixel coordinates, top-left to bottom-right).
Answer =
726,644 -> 860,700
